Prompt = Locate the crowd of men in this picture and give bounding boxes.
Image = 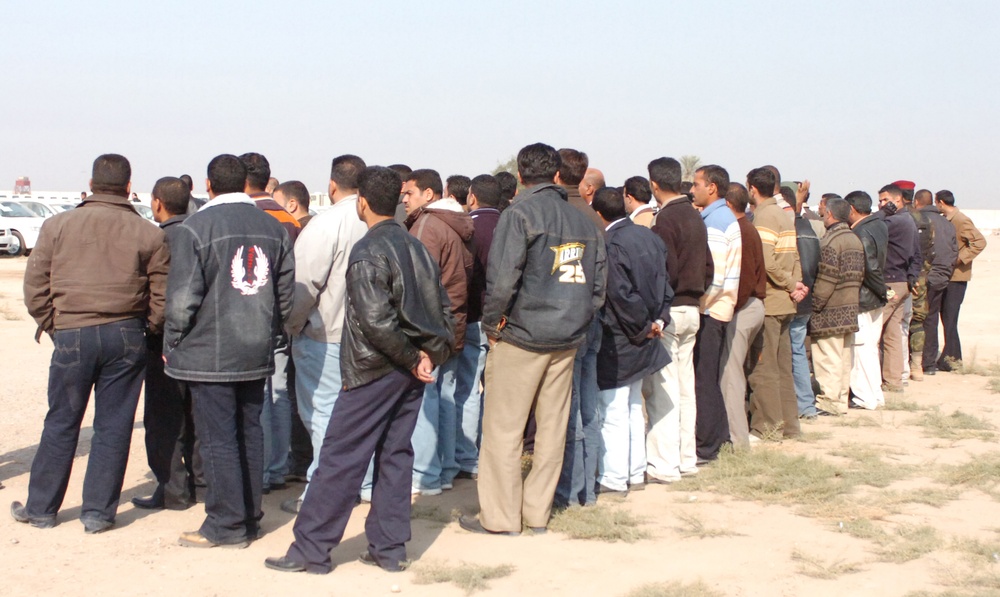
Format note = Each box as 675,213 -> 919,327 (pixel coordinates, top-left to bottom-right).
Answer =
7,145 -> 987,576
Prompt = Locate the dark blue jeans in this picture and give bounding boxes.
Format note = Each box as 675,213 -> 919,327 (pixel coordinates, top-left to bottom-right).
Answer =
189,379 -> 266,545
25,319 -> 147,524
286,369 -> 424,573
556,316 -> 601,506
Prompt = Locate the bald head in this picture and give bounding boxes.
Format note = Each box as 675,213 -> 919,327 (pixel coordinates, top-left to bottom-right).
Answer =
914,189 -> 933,208
579,168 -> 605,204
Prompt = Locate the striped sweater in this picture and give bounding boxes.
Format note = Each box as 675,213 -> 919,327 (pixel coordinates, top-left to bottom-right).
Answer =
700,199 -> 742,322
753,197 -> 802,316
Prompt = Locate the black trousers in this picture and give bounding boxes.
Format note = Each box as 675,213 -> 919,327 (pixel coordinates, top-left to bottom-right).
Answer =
286,356 -> 314,477
189,379 -> 266,545
694,315 -> 730,461
939,281 -> 967,365
286,369 -> 424,573
143,343 -> 198,506
921,283 -> 947,369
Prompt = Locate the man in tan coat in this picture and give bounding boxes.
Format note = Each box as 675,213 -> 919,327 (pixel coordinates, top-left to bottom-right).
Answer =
935,190 -> 987,371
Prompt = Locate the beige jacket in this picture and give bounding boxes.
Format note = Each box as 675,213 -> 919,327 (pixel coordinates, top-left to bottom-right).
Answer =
754,197 -> 802,316
947,208 -> 987,282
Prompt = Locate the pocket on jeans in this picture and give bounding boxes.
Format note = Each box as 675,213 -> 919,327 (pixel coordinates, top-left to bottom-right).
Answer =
52,329 -> 81,368
122,327 -> 147,366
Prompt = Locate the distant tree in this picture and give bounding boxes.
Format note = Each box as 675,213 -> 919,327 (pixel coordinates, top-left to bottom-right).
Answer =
681,155 -> 702,182
492,155 -> 517,176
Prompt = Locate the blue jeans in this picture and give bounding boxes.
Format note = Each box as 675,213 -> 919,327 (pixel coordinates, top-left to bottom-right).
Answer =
411,356 -> 460,490
190,379 -> 266,544
261,350 -> 292,486
790,313 -> 816,416
556,317 -> 601,507
452,322 -> 489,474
25,319 -> 147,524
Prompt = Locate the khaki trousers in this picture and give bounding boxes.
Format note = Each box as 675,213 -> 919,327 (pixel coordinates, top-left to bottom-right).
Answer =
881,282 -> 909,385
748,313 -> 800,439
478,342 -> 575,532
812,332 -> 854,415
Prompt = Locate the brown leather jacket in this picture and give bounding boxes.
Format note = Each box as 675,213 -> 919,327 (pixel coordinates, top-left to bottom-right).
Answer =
24,193 -> 169,338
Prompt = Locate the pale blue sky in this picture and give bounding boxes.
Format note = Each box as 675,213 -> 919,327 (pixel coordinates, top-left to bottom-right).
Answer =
3,1 -> 997,206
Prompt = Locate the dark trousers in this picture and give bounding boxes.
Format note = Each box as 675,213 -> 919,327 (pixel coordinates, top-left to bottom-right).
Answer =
286,369 -> 424,573
143,343 -> 197,506
26,319 -> 147,523
921,283 -> 947,369
286,357 -> 313,477
939,281 -> 967,365
556,316 -> 601,507
189,379 -> 266,544
694,315 -> 730,461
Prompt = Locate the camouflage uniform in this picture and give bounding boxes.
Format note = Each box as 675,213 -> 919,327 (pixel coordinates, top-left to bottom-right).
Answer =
906,204 -> 934,360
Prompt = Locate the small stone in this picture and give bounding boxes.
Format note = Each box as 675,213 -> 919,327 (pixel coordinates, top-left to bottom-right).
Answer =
688,495 -> 697,502
11,538 -> 19,545
390,584 -> 401,593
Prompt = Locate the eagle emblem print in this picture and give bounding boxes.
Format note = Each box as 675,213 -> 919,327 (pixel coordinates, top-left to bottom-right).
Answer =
230,245 -> 270,296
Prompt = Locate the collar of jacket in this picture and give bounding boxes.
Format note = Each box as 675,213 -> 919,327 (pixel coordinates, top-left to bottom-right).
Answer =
826,221 -> 850,233
700,198 -> 728,220
527,183 -> 568,201
81,193 -> 140,214
470,207 -> 500,217
852,213 -> 879,229
606,217 -> 630,232
199,192 -> 256,211
756,196 -> 778,210
370,218 -> 403,233
160,214 -> 188,229
919,205 -> 943,215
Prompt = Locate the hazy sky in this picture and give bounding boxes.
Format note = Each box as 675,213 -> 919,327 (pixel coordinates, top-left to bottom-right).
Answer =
3,1 -> 997,207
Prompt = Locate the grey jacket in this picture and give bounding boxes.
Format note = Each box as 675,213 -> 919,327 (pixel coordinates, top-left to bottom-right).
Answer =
483,183 -> 607,353
918,205 -> 958,289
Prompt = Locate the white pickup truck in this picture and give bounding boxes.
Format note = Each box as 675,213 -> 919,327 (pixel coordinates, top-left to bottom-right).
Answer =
0,201 -> 46,256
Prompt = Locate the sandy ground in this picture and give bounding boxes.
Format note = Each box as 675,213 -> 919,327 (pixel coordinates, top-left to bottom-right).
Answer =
2,241 -> 1000,597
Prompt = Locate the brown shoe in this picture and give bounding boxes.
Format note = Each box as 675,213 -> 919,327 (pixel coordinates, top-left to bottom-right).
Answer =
909,368 -> 924,382
178,530 -> 249,549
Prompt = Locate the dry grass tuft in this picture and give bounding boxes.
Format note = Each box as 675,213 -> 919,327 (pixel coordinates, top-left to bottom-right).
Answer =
412,559 -> 515,595
883,396 -> 927,412
672,513 -> 741,539
832,444 -> 915,488
875,525 -> 943,563
938,452 -> 1000,498
410,505 -> 454,524
835,414 -> 882,428
796,431 -> 833,443
915,410 -> 996,441
790,549 -> 864,579
951,537 -> 1000,563
0,302 -> 22,321
549,503 -> 650,543
623,580 -> 725,597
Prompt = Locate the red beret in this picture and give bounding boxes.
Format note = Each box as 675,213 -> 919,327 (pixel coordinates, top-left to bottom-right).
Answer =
892,180 -> 916,190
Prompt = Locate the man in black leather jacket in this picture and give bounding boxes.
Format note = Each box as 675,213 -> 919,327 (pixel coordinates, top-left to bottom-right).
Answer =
266,166 -> 453,575
846,191 -> 888,409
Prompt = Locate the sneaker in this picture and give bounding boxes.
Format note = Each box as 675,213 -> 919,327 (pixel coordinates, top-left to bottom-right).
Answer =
411,486 -> 442,497
442,483 -> 454,491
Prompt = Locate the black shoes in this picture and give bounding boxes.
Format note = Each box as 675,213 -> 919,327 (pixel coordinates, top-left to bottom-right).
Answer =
131,494 -> 164,510
264,556 -> 307,573
262,482 -> 288,495
359,551 -> 405,572
10,501 -> 55,529
280,499 -> 302,515
596,484 -> 628,498
454,471 -> 478,481
458,515 -> 520,536
82,517 -> 113,534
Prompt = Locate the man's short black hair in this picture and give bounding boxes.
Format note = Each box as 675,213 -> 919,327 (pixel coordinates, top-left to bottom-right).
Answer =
726,183 -> 750,213
591,186 -> 627,221
495,171 -> 518,201
470,174 -> 501,208
878,184 -> 903,199
827,197 -> 851,222
821,193 -> 842,202
446,174 -> 471,205
152,176 -> 190,216
624,176 -> 652,204
388,164 -> 412,179
405,169 -> 443,197
762,165 -> 781,194
647,158 -> 682,194
208,154 -> 248,195
556,148 -> 588,186
238,152 -> 270,191
517,143 -> 561,186
179,174 -> 194,191
779,186 -> 796,209
935,190 -> 956,207
330,154 -> 366,190
746,167 -> 777,198
92,154 -> 131,194
914,189 -> 933,204
844,190 -> 873,215
696,165 -> 730,199
275,180 -> 310,210
359,166 -> 403,216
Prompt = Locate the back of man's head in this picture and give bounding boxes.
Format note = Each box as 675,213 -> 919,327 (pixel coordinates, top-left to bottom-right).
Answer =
265,177 -> 279,194
238,152 -> 271,192
208,154 -> 248,195
827,197 -> 851,223
405,169 -> 443,198
624,176 -> 652,205
746,167 -> 777,198
556,148 -> 588,186
517,143 -> 561,186
591,186 -> 627,222
275,180 -> 310,211
179,174 -> 194,191
935,190 -> 956,207
844,190 -> 873,215
152,176 -> 190,216
727,183 -> 750,213
359,167 -> 403,216
762,165 -> 781,194
331,154 -> 366,191
647,158 -> 682,194
822,193 -> 842,202
495,171 -> 518,202
388,164 -> 412,180
914,189 -> 933,207
779,186 -> 796,209
92,154 -> 131,195
446,174 -> 471,205
469,174 -> 500,208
